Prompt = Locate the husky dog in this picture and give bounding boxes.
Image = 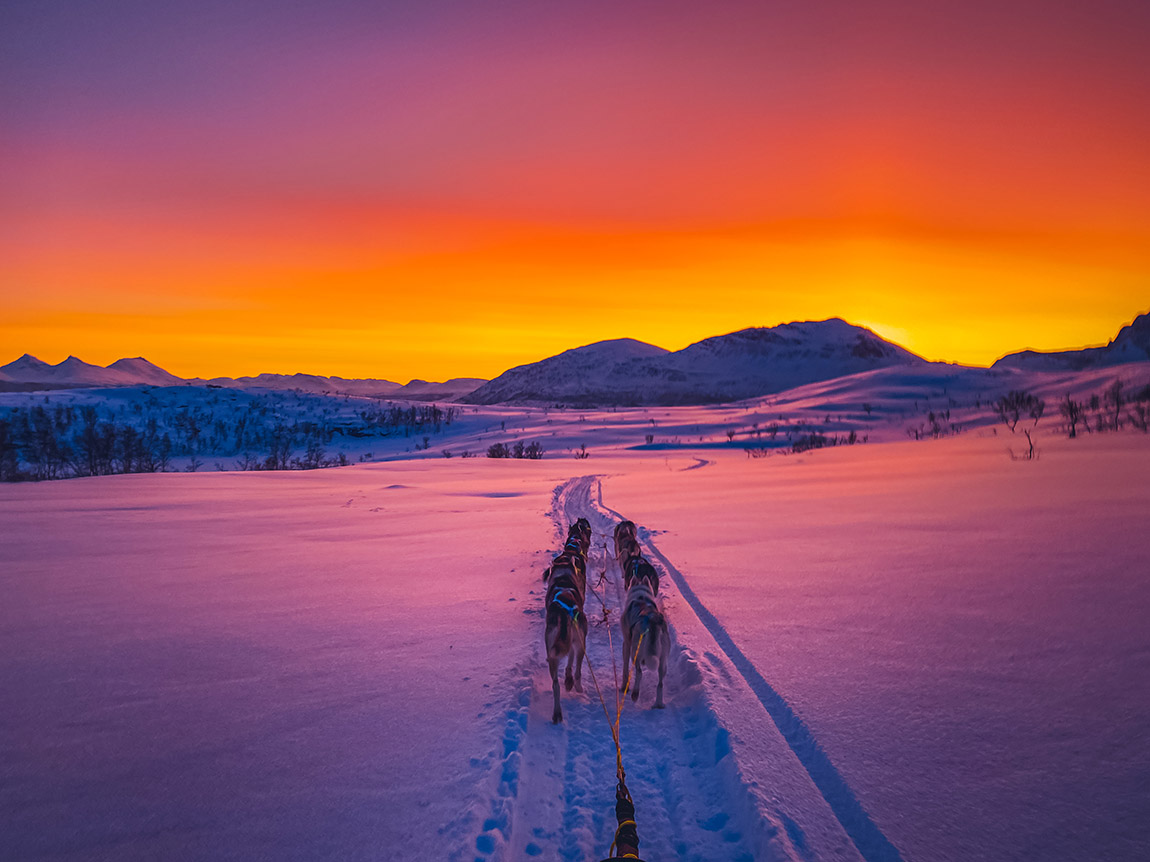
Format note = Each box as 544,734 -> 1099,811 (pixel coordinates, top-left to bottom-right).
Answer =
569,517 -> 592,555
623,555 -> 660,595
620,579 -> 668,708
613,520 -> 637,560
558,520 -> 590,584
543,526 -> 590,724
616,536 -> 642,571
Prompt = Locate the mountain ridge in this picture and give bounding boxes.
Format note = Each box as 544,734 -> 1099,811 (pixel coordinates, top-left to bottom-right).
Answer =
464,318 -> 927,405
0,355 -> 485,401
7,311 -> 1149,403
992,311 -> 1150,370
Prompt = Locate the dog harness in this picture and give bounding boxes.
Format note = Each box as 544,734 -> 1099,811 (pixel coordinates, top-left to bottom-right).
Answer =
551,595 -> 581,621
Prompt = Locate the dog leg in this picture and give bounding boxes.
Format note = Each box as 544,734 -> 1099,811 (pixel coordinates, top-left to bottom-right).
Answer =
631,654 -> 643,703
573,641 -> 584,693
549,655 -> 562,724
564,652 -> 575,692
620,628 -> 632,694
654,654 -> 666,709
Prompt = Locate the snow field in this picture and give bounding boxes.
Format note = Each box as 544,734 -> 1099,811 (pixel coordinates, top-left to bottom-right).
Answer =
601,434 -> 1150,862
3,419 -> 1147,861
471,474 -> 864,861
0,461 -> 567,860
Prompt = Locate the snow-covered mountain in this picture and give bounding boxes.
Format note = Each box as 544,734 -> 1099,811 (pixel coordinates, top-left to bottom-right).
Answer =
196,373 -> 485,401
108,357 -> 184,386
462,338 -> 671,406
465,319 -> 926,405
0,354 -> 485,400
0,355 -> 142,387
993,310 -> 1150,370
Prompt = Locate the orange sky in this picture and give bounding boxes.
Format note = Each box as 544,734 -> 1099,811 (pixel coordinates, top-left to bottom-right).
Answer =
2,1 -> 1148,381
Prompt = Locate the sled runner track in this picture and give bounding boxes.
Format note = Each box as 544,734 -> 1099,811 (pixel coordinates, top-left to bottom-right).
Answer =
586,478 -> 905,862
474,475 -> 764,862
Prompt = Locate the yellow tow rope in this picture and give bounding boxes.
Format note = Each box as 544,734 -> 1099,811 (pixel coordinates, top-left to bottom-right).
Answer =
582,562 -> 646,859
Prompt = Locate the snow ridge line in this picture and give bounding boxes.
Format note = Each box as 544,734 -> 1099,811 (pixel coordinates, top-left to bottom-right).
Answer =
588,478 -> 905,862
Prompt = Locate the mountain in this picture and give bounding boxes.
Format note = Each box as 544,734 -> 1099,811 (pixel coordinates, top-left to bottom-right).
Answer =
993,311 -> 1150,370
107,357 -> 184,386
0,355 -> 135,387
2,355 -> 185,388
462,339 -> 671,405
1,354 -> 53,378
394,378 -> 489,401
198,372 -> 400,395
195,373 -> 485,401
0,354 -> 485,400
465,320 -> 926,406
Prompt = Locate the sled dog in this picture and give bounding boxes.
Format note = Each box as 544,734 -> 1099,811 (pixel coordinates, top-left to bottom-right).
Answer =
543,530 -> 589,724
620,579 -> 668,708
569,517 -> 592,555
623,554 -> 660,595
613,520 -> 637,560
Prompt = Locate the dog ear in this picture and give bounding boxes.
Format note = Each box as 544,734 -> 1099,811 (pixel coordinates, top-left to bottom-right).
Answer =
542,567 -> 551,582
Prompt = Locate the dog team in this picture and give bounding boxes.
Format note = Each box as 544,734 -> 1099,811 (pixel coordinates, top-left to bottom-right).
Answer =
542,517 -> 669,724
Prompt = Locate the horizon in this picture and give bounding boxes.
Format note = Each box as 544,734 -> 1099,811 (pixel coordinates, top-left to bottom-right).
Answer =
4,308 -> 1147,382
3,2 -> 1149,379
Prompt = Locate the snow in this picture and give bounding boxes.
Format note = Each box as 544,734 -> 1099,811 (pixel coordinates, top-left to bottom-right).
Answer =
601,434 -> 1150,862
2,369 -> 1149,861
466,320 -> 925,406
1,462 -> 557,860
0,355 -> 485,400
994,310 -> 1150,370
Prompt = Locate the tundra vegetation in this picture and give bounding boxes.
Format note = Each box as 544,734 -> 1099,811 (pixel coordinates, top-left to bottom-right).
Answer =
0,391 -> 456,481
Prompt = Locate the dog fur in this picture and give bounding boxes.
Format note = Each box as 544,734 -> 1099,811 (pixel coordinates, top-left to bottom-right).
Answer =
613,520 -> 637,561
616,536 -> 642,571
620,579 -> 668,708
542,521 -> 591,723
569,517 -> 592,554
623,555 -> 660,596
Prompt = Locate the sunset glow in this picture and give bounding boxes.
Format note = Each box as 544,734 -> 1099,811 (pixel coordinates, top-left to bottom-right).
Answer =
3,0 -> 1148,380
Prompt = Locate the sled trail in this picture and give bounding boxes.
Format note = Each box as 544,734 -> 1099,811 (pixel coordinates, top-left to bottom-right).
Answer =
469,474 -> 891,862
471,476 -> 760,861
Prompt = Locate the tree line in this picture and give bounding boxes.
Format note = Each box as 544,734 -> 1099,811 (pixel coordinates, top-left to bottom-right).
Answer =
0,394 -> 458,482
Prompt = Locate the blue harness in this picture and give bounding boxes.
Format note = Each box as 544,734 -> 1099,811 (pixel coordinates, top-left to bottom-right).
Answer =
551,595 -> 581,621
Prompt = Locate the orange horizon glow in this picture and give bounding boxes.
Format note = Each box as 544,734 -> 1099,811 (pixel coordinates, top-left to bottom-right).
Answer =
4,208 -> 1147,381
3,1 -> 1149,382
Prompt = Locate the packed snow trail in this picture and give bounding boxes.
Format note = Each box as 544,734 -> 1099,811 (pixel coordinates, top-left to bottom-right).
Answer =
467,476 -> 759,862
467,475 -> 887,862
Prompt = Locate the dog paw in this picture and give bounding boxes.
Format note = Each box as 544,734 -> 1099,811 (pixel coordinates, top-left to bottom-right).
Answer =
574,681 -> 583,693
564,678 -> 574,691
631,690 -> 640,703
552,712 -> 563,724
653,702 -> 665,710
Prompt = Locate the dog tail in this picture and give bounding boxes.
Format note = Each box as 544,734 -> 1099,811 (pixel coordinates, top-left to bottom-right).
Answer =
546,604 -> 569,654
639,610 -> 666,658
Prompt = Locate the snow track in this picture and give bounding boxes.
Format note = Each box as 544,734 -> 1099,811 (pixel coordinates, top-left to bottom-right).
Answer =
500,475 -> 761,862
467,475 -> 882,862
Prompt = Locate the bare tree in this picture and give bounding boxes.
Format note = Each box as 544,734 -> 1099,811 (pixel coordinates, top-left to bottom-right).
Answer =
994,390 -> 1045,434
1104,380 -> 1124,431
1059,394 -> 1084,438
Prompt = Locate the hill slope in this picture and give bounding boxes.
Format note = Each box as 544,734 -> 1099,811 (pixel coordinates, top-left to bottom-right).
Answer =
465,319 -> 926,405
993,311 -> 1150,370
